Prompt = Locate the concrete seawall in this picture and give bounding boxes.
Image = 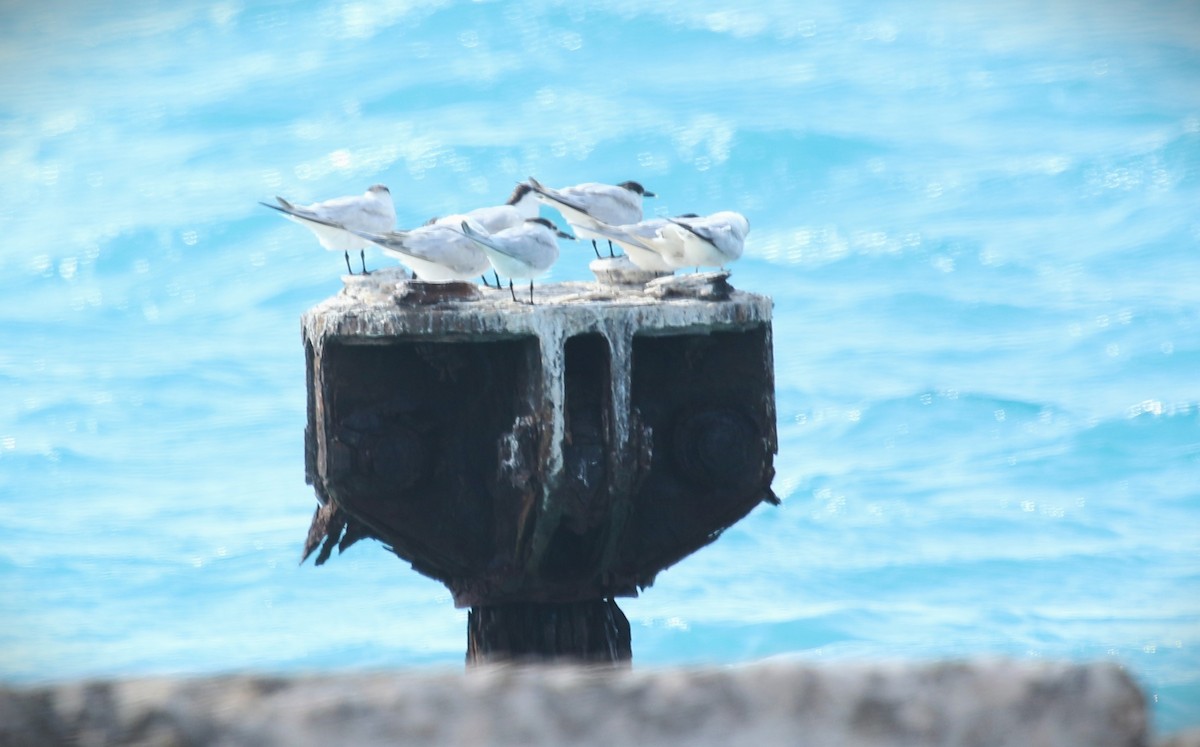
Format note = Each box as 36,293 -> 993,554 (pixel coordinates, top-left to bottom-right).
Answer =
4,659 -> 1190,747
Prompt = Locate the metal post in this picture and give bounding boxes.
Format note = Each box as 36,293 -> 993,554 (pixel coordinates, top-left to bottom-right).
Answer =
300,269 -> 777,664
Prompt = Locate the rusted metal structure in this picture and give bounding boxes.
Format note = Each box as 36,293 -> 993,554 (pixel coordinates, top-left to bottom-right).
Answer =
301,267 -> 777,664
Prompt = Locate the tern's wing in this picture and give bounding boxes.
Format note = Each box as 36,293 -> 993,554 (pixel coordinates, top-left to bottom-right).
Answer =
398,228 -> 487,275
526,177 -> 591,214
668,218 -> 721,244
587,221 -> 657,252
462,221 -> 544,263
558,185 -> 640,224
314,195 -> 392,227
369,226 -> 472,273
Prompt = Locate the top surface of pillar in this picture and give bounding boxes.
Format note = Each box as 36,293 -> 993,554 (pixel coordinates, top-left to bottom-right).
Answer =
302,268 -> 772,346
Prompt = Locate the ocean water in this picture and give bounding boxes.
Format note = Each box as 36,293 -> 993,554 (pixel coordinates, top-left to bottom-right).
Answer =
2,0 -> 1198,734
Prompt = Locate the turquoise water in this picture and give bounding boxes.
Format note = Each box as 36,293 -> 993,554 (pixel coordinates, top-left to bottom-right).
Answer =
2,0 -> 1198,734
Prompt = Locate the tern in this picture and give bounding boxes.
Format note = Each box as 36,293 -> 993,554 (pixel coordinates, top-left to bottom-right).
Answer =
664,211 -> 750,269
343,216 -> 492,282
259,184 -> 396,274
586,214 -> 701,273
460,217 -> 573,303
430,183 -> 541,285
525,177 -> 654,258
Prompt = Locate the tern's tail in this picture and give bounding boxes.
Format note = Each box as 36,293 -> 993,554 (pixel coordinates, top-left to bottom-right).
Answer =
260,199 -> 315,221
259,200 -> 292,216
259,201 -> 348,232
459,221 -> 497,250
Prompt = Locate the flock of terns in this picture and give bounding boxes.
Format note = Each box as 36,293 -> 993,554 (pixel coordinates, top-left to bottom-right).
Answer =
259,178 -> 749,303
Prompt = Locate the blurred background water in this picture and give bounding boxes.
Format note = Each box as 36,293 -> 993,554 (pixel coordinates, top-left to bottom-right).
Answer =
1,0 -> 1198,734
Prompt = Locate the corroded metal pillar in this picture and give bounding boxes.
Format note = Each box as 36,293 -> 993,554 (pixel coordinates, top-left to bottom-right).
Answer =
301,268 -> 777,665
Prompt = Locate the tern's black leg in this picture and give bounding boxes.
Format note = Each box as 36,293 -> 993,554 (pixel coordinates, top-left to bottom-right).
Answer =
359,249 -> 368,275
344,251 -> 354,275
528,280 -> 534,305
607,240 -> 615,257
508,279 -> 517,303
493,270 -> 501,287
480,274 -> 491,288
591,239 -> 601,259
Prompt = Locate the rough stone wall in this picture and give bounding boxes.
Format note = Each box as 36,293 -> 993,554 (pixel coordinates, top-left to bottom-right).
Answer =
0,660 -> 1155,747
